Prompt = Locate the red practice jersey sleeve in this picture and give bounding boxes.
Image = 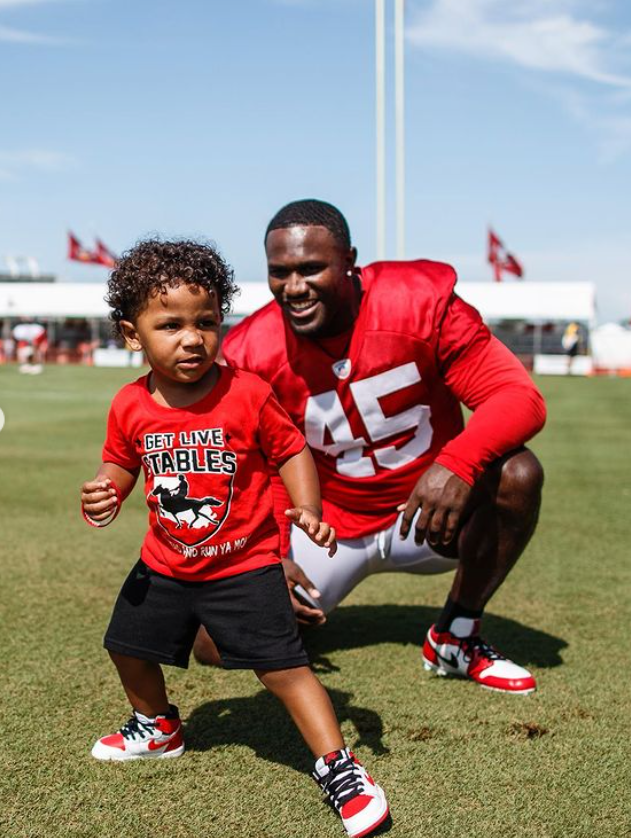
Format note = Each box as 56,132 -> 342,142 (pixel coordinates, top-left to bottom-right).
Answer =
434,295 -> 547,484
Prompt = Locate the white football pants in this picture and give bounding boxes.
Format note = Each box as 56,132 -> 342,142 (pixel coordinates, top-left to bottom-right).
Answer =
289,511 -> 458,614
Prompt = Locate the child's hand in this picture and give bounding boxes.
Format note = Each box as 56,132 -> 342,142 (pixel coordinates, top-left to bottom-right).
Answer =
81,478 -> 119,523
285,505 -> 337,557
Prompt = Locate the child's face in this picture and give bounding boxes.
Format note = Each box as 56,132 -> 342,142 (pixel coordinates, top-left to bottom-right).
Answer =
121,283 -> 221,386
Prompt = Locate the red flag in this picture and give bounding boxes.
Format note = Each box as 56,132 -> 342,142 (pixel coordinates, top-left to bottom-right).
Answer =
487,228 -> 523,282
68,232 -> 99,264
94,238 -> 118,268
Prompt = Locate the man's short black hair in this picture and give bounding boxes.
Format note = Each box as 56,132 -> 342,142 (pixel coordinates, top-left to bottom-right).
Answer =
265,199 -> 351,249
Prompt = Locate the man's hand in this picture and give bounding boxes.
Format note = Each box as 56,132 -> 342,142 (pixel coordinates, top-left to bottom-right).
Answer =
281,558 -> 326,626
285,505 -> 337,557
81,477 -> 118,523
398,463 -> 472,546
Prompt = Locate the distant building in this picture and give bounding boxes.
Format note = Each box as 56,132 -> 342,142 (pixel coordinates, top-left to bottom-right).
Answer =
0,271 -> 56,283
0,279 -> 597,370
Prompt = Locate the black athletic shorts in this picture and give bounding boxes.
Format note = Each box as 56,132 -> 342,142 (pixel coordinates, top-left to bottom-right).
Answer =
104,560 -> 309,671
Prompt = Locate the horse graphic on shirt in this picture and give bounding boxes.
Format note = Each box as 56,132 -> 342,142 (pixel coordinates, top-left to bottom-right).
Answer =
150,479 -> 223,529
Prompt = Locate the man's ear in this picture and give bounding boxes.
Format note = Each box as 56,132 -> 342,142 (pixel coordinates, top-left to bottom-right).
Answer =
119,320 -> 142,352
346,246 -> 358,273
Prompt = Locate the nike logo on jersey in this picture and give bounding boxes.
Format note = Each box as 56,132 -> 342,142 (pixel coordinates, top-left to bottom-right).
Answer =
331,359 -> 351,380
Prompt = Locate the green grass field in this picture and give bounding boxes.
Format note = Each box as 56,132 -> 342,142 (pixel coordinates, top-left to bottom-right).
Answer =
1,366 -> 630,838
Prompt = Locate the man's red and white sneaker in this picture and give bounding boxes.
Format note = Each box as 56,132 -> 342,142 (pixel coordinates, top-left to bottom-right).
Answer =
422,617 -> 536,695
313,748 -> 389,838
91,705 -> 185,761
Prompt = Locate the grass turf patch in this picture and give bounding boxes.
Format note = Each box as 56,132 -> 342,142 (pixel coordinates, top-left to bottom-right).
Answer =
1,366 -> 629,837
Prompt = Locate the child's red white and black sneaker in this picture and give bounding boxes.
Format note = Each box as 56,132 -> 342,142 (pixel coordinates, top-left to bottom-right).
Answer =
91,705 -> 185,761
313,747 -> 389,838
422,617 -> 536,694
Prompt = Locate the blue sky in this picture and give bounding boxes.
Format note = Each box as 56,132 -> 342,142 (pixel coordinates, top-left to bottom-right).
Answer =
0,0 -> 630,321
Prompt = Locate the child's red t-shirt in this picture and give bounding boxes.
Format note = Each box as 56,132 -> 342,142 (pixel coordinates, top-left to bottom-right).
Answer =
102,366 -> 306,581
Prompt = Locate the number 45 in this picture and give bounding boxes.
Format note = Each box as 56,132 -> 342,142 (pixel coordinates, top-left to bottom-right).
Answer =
304,362 -> 432,477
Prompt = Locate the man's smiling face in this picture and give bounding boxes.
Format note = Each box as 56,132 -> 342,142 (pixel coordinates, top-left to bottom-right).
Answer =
265,225 -> 359,338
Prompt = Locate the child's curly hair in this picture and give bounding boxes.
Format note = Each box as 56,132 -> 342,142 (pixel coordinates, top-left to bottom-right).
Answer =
106,238 -> 239,336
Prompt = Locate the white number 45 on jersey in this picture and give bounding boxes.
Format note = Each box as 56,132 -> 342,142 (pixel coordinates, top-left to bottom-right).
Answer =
304,362 -> 432,477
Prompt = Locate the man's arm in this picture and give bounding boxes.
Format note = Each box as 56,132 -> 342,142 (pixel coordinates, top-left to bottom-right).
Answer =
400,298 -> 546,545
435,333 -> 546,485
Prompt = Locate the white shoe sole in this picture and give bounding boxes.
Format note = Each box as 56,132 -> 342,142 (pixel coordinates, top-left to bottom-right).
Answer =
91,742 -> 185,761
423,658 -> 536,695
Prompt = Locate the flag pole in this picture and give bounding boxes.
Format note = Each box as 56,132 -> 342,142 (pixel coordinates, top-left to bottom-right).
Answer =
394,0 -> 405,259
375,0 -> 386,260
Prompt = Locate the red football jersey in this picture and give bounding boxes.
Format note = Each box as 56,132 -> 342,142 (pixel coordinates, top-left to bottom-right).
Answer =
102,366 -> 306,581
223,260 -> 546,539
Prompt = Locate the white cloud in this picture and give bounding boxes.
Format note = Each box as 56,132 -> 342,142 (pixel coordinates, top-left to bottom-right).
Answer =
0,149 -> 77,180
0,0 -> 50,6
407,0 -> 631,88
0,22 -> 61,42
407,1 -> 631,160
0,0 -> 67,8
0,0 -> 70,44
519,78 -> 631,162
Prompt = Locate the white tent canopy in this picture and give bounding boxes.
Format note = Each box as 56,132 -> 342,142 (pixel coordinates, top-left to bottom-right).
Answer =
0,282 -> 274,320
0,283 -> 110,318
0,280 -> 597,324
591,323 -> 631,368
456,282 -> 596,323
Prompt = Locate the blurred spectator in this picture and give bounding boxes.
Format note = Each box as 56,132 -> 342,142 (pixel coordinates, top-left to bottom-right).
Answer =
13,322 -> 47,374
561,321 -> 582,374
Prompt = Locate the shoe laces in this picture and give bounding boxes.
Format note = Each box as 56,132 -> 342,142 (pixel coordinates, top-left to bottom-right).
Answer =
320,753 -> 365,811
460,635 -> 504,663
119,715 -> 157,742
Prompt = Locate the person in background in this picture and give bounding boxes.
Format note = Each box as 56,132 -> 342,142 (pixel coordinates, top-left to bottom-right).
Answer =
561,321 -> 581,374
13,321 -> 47,374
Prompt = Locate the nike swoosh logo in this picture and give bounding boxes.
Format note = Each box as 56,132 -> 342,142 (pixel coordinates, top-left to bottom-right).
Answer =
434,647 -> 460,670
147,731 -> 179,751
